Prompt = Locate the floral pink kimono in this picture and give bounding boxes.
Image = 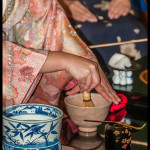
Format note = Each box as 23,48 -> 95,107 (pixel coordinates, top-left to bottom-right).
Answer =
3,0 -> 97,108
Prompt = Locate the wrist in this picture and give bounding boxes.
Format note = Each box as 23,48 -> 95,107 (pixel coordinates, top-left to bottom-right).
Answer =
40,51 -> 69,73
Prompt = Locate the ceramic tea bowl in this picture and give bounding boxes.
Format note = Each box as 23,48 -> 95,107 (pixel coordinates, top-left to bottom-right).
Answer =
3,104 -> 63,150
64,93 -> 111,133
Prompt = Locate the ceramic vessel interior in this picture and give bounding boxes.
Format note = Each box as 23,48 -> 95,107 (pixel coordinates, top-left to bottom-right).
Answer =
64,93 -> 111,133
3,104 -> 63,150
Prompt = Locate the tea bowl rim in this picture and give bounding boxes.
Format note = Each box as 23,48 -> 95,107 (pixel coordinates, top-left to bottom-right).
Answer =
3,103 -> 63,123
64,93 -> 112,108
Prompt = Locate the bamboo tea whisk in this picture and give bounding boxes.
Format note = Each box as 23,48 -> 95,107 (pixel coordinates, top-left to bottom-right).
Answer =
82,91 -> 95,107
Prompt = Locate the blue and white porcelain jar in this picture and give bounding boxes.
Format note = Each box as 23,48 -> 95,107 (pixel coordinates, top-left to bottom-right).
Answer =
3,104 -> 63,150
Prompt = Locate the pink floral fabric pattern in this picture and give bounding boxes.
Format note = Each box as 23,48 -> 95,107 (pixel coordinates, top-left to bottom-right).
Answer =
3,41 -> 47,107
19,66 -> 35,83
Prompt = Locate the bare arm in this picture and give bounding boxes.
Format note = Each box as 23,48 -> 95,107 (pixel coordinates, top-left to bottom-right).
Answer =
40,52 -> 120,104
40,51 -> 100,93
40,51 -> 121,104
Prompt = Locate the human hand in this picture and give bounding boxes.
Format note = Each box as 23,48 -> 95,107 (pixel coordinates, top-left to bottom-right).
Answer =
108,0 -> 131,19
66,57 -> 121,105
94,66 -> 121,105
41,51 -> 120,104
40,51 -> 100,93
62,0 -> 97,22
65,55 -> 100,93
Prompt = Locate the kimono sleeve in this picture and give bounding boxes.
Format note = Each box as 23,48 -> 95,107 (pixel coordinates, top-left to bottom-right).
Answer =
3,41 -> 48,107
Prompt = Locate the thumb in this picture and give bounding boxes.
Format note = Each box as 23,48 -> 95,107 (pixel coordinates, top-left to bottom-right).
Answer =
66,85 -> 80,95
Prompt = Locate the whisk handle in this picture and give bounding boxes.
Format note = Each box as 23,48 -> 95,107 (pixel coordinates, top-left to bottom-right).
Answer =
83,91 -> 91,100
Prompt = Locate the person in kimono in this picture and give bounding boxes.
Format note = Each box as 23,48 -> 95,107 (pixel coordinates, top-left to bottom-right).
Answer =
58,0 -> 147,73
3,0 -> 121,109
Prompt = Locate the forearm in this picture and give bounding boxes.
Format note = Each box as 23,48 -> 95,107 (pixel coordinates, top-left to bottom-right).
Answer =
40,51 -> 68,73
40,51 -> 90,74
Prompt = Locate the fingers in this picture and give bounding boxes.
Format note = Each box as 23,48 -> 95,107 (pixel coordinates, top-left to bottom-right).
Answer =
70,1 -> 97,22
78,74 -> 92,92
74,10 -> 97,22
66,62 -> 100,94
95,66 -> 121,105
86,66 -> 100,92
64,53 -> 120,104
108,0 -> 131,19
95,84 -> 121,105
95,85 -> 111,102
122,7 -> 130,16
105,87 -> 121,104
66,85 -> 80,95
78,69 -> 100,93
100,75 -> 121,104
79,7 -> 97,22
67,82 -> 121,105
108,1 -> 119,19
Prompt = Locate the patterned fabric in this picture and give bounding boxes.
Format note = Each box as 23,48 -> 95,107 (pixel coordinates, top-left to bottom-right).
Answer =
3,41 -> 48,107
68,0 -> 147,72
3,0 -> 97,107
